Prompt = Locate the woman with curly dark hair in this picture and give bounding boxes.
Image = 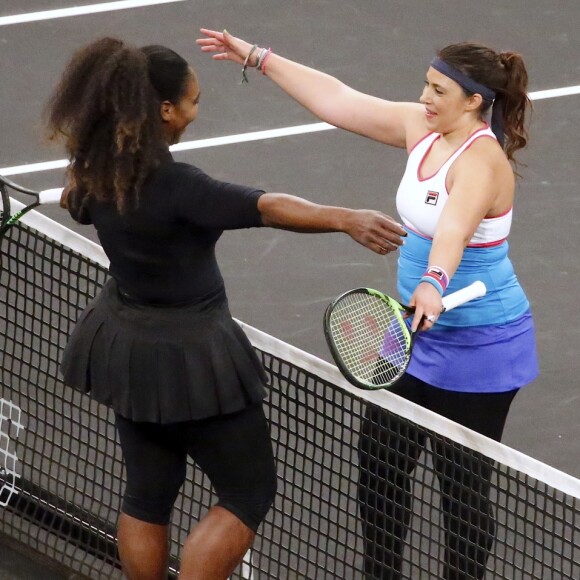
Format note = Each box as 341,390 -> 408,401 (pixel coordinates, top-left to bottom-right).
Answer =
46,37 -> 405,580
198,30 -> 538,579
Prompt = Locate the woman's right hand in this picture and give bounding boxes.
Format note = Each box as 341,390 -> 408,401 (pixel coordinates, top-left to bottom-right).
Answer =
344,209 -> 407,255
257,193 -> 406,254
197,29 -> 258,67
408,281 -> 444,332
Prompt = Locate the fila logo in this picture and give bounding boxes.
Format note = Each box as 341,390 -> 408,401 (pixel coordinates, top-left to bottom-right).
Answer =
425,191 -> 439,205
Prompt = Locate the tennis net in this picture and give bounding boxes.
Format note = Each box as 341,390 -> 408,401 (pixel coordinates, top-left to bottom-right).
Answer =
1,200 -> 580,579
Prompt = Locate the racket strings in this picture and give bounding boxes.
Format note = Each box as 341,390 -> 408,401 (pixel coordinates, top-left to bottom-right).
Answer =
329,293 -> 410,386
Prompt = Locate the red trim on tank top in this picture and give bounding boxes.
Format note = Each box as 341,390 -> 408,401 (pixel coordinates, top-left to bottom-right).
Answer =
408,131 -> 436,156
405,225 -> 507,247
467,238 -> 507,248
485,206 -> 513,219
417,124 -> 492,183
443,134 -> 497,194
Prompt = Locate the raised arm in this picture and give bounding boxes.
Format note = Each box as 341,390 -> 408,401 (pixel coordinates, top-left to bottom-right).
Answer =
197,29 -> 424,148
258,193 -> 407,255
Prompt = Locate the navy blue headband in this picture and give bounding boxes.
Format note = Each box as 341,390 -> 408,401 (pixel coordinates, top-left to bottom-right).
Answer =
430,57 -> 496,102
430,57 -> 504,146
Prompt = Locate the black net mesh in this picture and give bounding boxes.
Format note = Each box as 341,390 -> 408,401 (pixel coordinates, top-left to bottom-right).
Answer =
1,212 -> 580,579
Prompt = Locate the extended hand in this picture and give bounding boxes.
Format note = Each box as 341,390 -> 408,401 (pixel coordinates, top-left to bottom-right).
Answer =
347,210 -> 406,256
196,28 -> 257,66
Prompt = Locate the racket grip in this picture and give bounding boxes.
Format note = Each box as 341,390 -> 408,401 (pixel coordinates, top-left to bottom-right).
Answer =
38,188 -> 64,205
441,281 -> 486,312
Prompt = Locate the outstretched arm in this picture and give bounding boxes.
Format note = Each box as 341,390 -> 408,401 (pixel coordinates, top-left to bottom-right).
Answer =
196,29 -> 424,148
258,193 -> 406,255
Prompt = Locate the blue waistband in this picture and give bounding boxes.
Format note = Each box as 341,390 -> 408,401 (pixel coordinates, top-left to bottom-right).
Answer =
397,230 -> 530,327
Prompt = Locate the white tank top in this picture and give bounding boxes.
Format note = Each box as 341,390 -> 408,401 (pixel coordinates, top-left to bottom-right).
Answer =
396,126 -> 512,247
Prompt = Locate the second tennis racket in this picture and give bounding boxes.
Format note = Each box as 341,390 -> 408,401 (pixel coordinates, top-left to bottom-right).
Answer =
324,281 -> 486,390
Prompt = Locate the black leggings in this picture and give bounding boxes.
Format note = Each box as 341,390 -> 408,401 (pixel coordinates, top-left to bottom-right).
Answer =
358,374 -> 518,580
115,403 -> 277,532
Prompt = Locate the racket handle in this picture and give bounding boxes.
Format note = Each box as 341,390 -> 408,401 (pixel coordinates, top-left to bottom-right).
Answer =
441,281 -> 486,312
38,188 -> 64,205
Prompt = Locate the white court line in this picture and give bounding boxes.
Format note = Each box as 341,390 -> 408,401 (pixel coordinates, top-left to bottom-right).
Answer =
170,122 -> 335,152
0,0 -> 186,26
0,123 -> 335,177
1,86 -> 579,178
527,85 -> 580,100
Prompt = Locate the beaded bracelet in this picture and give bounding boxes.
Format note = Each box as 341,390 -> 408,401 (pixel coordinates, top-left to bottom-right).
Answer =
420,266 -> 449,296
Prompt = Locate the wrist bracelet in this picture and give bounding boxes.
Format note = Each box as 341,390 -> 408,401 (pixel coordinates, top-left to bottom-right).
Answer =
420,265 -> 450,296
260,48 -> 273,75
240,44 -> 258,84
255,47 -> 269,70
420,276 -> 444,295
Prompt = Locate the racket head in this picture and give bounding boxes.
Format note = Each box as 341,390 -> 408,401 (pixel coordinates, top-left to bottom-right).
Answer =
0,174 -> 46,236
324,288 -> 414,390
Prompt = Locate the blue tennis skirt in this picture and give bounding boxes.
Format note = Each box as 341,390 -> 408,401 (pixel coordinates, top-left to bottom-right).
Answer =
406,311 -> 539,393
61,278 -> 268,423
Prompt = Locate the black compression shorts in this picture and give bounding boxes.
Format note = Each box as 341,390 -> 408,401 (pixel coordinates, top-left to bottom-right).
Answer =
115,403 -> 277,532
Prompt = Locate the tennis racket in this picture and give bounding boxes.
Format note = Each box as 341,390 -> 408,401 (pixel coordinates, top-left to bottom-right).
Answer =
0,174 -> 62,237
324,280 -> 486,390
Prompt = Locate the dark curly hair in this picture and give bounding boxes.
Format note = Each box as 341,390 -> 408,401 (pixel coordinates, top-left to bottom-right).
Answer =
438,42 -> 531,165
44,37 -> 192,213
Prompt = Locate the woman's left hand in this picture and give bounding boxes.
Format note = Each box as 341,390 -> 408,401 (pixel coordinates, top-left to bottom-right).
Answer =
196,29 -> 256,66
409,282 -> 443,332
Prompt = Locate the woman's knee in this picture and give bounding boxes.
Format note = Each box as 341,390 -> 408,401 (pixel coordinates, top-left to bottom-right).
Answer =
217,470 -> 278,533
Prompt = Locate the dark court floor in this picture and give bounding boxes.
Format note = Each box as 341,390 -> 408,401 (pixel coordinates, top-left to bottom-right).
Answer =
1,0 -> 579,577
0,535 -> 78,579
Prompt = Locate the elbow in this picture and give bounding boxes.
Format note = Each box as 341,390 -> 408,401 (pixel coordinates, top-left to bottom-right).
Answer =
257,193 -> 281,228
433,226 -> 473,251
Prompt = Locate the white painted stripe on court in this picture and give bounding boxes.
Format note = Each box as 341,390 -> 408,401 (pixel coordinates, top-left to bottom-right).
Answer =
0,0 -> 186,26
170,122 -> 335,152
1,86 -> 578,178
1,159 -> 70,177
527,85 -> 580,100
0,123 -> 335,177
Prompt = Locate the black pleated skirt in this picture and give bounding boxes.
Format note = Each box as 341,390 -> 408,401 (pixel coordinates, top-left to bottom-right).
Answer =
61,279 -> 268,423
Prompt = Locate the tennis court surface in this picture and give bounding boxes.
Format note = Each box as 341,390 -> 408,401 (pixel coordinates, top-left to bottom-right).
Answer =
1,1 -> 580,578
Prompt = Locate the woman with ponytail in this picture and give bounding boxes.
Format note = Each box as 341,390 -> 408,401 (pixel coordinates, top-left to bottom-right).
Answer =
198,31 -> 538,579
47,37 -> 405,580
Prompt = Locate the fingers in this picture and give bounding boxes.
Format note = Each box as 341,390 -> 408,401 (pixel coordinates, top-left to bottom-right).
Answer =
369,215 -> 406,254
196,41 -> 222,51
362,231 -> 403,255
419,314 -> 439,330
357,237 -> 396,255
382,218 -> 407,244
198,28 -> 224,42
373,240 -> 399,255
197,28 -> 253,66
196,30 -> 224,49
368,213 -> 406,245
409,283 -> 443,332
410,311 -> 433,332
356,229 -> 400,254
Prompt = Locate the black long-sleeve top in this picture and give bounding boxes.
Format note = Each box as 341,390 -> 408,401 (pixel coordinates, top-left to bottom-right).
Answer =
69,158 -> 265,306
